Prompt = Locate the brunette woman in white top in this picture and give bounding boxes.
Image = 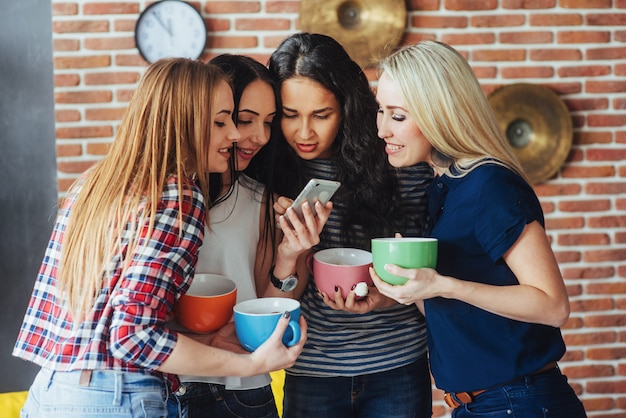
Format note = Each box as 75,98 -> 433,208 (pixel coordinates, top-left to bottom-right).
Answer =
167,55 -> 332,418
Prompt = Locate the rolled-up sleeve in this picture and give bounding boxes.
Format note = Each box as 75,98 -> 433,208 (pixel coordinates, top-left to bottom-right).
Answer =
109,179 -> 205,369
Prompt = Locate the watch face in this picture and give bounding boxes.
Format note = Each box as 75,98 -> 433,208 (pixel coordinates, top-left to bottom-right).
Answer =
135,1 -> 207,64
282,276 -> 298,292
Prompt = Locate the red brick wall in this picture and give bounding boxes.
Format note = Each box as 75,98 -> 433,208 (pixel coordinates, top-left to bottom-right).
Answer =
51,1 -> 626,416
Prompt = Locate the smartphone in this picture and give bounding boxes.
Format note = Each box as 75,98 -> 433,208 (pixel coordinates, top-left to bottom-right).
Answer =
289,178 -> 341,219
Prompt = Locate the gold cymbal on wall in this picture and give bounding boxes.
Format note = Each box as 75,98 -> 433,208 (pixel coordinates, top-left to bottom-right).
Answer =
488,83 -> 573,184
299,0 -> 406,68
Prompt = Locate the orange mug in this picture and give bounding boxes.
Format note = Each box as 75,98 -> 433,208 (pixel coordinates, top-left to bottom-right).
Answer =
174,273 -> 237,333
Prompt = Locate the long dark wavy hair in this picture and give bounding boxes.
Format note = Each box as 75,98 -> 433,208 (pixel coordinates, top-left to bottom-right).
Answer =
208,54 -> 280,263
268,32 -> 398,244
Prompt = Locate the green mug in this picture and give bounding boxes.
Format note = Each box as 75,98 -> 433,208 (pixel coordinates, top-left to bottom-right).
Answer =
371,238 -> 438,285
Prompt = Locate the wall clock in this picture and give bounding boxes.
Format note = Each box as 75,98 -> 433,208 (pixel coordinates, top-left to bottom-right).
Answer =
135,0 -> 207,64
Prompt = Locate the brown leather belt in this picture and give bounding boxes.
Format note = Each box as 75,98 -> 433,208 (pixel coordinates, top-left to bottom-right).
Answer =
443,362 -> 558,409
79,369 -> 93,386
443,390 -> 486,409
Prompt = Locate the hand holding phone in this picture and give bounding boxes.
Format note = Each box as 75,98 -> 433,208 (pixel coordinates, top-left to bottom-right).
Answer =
289,179 -> 340,219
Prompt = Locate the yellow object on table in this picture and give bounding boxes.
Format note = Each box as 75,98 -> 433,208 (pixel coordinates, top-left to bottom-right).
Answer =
270,369 -> 285,417
0,391 -> 27,418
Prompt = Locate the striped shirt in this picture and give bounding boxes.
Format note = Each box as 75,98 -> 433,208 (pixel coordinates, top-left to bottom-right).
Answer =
287,159 -> 433,377
13,175 -> 206,389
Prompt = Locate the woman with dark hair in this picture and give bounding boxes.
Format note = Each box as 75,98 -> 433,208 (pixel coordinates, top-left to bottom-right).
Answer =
207,53 -> 282,264
269,33 -> 433,418
166,54 -> 331,418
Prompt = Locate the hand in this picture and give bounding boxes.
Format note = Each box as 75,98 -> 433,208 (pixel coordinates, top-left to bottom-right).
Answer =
151,11 -> 172,36
209,323 -> 249,354
277,200 -> 332,261
273,196 -> 293,217
321,284 -> 396,313
250,312 -> 307,373
370,265 -> 439,305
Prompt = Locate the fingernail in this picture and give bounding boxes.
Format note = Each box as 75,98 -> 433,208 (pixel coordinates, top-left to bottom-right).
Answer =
334,286 -> 339,292
384,264 -> 391,271
282,311 -> 290,319
351,284 -> 356,290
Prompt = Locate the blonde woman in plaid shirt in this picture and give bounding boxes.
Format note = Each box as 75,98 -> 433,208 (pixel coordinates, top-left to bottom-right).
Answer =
13,58 -> 316,418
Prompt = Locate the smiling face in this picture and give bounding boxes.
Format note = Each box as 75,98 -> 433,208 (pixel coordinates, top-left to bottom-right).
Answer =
375,72 -> 433,170
280,77 -> 341,160
234,79 -> 276,171
207,80 -> 240,173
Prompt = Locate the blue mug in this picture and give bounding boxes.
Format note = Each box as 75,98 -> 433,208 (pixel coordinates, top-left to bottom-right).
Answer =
233,297 -> 301,352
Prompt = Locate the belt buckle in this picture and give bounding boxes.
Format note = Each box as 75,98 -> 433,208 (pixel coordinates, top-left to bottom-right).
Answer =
174,383 -> 187,396
443,392 -> 460,409
444,391 -> 474,409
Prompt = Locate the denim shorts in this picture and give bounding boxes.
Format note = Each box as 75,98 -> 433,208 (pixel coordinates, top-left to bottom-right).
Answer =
21,367 -> 168,418
283,356 -> 432,418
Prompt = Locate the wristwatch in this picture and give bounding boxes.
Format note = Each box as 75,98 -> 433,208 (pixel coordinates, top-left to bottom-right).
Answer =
270,266 -> 298,292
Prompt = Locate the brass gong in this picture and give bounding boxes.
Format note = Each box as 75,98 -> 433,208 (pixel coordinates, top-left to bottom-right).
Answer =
488,83 -> 573,184
299,0 -> 406,68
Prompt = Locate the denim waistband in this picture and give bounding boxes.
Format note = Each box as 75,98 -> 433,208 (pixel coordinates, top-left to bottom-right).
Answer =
41,368 -> 166,393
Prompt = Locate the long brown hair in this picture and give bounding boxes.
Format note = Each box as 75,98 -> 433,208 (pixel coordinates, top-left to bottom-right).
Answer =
58,58 -> 227,318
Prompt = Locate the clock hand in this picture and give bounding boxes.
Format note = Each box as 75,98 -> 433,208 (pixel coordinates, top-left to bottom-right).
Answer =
167,18 -> 174,45
152,11 -> 172,36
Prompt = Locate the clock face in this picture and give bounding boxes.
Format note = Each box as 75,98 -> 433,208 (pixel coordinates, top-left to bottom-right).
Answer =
135,0 -> 207,64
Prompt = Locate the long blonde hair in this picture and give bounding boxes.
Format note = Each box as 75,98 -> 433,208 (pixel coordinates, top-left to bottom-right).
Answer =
379,41 -> 529,183
58,58 -> 228,319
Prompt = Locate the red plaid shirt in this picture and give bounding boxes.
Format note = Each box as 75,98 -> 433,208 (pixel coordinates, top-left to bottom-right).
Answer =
13,175 -> 205,390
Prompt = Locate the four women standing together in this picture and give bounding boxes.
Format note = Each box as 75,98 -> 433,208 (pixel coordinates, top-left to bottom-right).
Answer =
14,32 -> 586,418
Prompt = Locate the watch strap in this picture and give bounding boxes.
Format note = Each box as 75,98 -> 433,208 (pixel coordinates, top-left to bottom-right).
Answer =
270,266 -> 298,292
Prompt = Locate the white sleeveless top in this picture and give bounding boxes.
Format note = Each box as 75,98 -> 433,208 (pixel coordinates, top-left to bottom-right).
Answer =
179,175 -> 271,390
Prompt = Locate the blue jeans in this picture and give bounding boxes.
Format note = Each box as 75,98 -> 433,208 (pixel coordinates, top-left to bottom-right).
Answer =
21,368 -> 168,418
166,382 -> 278,418
451,367 -> 587,418
283,357 -> 432,418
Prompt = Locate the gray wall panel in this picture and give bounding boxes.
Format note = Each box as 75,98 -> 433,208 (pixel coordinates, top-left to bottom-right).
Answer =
0,0 -> 57,392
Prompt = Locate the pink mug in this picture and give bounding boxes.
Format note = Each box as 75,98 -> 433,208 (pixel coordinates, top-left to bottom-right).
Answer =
311,248 -> 373,299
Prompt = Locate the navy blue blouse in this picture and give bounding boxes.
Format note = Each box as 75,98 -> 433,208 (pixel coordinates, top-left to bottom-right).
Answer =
424,163 -> 566,392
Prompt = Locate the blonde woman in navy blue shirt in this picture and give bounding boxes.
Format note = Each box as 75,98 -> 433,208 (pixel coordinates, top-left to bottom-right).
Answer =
372,41 -> 587,417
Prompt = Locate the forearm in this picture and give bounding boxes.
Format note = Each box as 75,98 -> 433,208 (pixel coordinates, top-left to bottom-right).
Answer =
376,265 -> 569,327
257,241 -> 304,298
156,333 -> 258,377
272,246 -> 300,278
158,315 -> 306,377
415,300 -> 425,315
442,276 -> 569,327
454,221 -> 570,327
427,222 -> 570,326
